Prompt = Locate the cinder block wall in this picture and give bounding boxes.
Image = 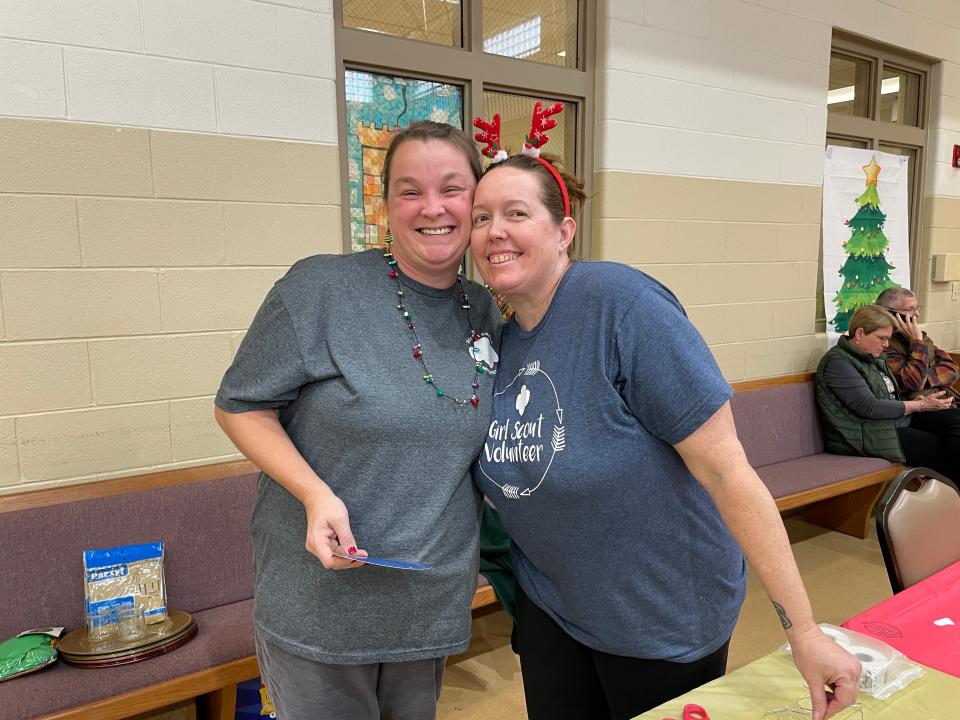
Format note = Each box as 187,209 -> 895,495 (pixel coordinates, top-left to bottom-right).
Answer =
4,1 -> 960,492
0,1 -> 341,491
594,0 -> 960,380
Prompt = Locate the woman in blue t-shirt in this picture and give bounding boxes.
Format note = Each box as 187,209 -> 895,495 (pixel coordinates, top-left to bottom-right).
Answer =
469,152 -> 861,720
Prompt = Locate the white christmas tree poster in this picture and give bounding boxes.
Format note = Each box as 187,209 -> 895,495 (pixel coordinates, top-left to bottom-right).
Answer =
822,146 -> 910,346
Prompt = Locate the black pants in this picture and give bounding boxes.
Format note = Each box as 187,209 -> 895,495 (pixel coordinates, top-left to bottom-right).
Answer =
898,407 -> 960,482
515,583 -> 729,720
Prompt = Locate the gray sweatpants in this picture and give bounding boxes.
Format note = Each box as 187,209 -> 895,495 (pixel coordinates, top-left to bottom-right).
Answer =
255,630 -> 446,720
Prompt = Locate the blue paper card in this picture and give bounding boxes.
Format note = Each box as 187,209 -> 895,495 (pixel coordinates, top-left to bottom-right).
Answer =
332,550 -> 431,571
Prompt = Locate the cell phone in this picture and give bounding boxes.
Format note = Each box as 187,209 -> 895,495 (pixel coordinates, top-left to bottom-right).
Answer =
887,309 -> 908,323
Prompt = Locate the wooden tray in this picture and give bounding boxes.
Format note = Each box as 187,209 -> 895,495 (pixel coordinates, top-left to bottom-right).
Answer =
58,610 -> 194,660
61,623 -> 198,668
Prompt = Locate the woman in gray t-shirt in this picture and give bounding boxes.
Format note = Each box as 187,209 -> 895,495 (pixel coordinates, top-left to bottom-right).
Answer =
215,122 -> 501,720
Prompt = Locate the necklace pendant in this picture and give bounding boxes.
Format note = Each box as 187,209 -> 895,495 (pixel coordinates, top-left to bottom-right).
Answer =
385,258 -> 478,408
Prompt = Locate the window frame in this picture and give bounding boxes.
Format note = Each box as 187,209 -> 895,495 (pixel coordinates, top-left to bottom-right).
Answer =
333,0 -> 596,261
826,33 -> 932,285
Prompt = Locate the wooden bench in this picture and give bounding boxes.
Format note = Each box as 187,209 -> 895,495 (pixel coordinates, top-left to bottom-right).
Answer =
730,373 -> 905,539
0,461 -> 497,720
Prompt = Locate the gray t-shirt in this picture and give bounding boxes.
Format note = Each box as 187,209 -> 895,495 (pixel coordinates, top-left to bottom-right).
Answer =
216,249 -> 501,664
474,262 -> 746,662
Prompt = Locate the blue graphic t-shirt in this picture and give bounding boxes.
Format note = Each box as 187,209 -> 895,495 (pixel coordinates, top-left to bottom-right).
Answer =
474,262 -> 746,662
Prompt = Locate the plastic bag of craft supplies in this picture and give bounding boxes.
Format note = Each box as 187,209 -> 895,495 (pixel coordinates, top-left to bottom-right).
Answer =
83,542 -> 168,626
782,623 -> 924,699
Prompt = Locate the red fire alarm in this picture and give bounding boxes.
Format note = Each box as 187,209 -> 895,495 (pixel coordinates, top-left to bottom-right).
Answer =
954,144 -> 960,168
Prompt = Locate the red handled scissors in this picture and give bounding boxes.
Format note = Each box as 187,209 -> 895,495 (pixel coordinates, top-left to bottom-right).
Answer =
662,704 -> 710,720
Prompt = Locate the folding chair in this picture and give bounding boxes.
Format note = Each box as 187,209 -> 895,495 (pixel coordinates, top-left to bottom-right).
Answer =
875,467 -> 960,593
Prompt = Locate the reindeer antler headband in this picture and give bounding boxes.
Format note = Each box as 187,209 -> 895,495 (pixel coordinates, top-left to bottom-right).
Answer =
473,101 -> 570,218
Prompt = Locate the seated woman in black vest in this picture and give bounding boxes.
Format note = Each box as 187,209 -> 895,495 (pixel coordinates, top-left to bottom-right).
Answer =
815,304 -> 960,482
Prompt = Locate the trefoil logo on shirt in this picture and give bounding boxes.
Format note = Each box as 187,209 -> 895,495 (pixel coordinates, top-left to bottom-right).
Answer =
477,360 -> 566,500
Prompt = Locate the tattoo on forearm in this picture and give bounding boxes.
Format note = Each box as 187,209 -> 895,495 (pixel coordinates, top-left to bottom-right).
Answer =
773,602 -> 792,629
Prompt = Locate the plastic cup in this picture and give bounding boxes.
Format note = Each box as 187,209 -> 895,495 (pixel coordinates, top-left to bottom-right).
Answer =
86,605 -> 116,644
117,606 -> 145,642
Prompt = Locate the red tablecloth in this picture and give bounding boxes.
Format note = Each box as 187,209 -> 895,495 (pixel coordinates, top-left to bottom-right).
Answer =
843,561 -> 960,678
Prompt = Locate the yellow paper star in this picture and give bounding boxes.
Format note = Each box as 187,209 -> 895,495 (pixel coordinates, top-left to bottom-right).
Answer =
863,155 -> 881,186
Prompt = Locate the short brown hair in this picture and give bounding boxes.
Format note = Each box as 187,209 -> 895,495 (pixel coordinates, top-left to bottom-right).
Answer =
480,154 -> 586,224
382,121 -> 482,200
849,304 -> 895,336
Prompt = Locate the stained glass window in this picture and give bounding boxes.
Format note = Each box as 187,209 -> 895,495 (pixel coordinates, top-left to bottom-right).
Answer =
344,70 -> 463,253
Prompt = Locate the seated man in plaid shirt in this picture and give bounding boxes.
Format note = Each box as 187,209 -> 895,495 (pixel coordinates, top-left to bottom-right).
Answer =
877,287 -> 960,400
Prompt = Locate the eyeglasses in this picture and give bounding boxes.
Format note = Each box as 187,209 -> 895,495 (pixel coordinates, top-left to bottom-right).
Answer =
893,306 -> 922,314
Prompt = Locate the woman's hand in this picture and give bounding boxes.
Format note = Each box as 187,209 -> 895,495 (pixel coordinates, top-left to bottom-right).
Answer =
302,485 -> 367,570
907,391 -> 953,414
789,625 -> 862,720
904,390 -> 953,412
214,406 -> 367,570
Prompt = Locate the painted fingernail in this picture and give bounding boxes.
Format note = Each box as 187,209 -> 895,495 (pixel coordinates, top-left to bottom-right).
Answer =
347,546 -> 357,555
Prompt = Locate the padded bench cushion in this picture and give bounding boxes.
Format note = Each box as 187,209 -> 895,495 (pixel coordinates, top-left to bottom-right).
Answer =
0,600 -> 255,719
731,382 -> 824,467
755,454 -> 895,500
0,474 -> 258,639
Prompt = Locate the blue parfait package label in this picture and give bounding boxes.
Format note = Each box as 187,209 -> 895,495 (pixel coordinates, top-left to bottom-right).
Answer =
83,541 -> 167,624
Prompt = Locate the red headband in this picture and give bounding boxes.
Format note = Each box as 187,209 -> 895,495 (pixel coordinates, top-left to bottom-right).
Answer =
473,101 -> 570,218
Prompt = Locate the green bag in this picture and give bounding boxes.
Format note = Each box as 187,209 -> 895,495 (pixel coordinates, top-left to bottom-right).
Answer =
0,633 -> 59,682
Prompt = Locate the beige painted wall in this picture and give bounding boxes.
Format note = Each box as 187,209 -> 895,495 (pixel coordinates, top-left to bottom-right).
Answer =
0,117 -> 341,491
592,172 -> 824,379
920,195 -> 960,351
3,0 -> 960,492
595,0 -> 960,382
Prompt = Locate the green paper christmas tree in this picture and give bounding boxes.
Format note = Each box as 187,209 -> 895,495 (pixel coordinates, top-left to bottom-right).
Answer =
830,155 -> 900,333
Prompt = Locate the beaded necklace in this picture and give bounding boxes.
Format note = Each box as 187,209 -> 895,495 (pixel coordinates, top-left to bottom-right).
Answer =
384,239 -> 484,408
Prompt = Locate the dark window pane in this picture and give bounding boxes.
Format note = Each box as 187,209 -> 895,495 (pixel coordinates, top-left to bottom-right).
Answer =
344,69 -> 464,253
483,0 -> 579,68
343,0 -> 462,48
879,66 -> 921,126
482,90 -> 576,172
826,136 -> 870,149
828,53 -> 871,118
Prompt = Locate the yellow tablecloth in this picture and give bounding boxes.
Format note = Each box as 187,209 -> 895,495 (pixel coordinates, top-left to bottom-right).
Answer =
634,650 -> 960,719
